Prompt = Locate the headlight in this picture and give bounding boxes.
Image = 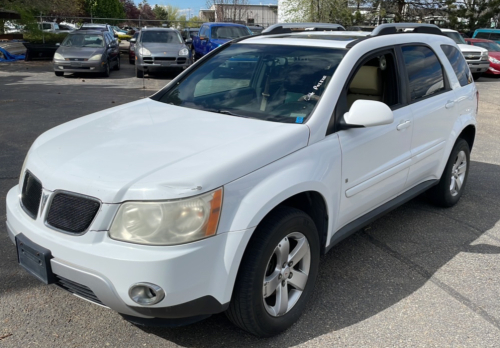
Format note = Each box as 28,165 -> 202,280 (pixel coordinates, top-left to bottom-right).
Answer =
489,56 -> 500,64
178,48 -> 189,56
130,45 -> 135,52
139,47 -> 151,56
54,52 -> 64,60
109,188 -> 223,245
89,54 -> 102,61
481,51 -> 489,59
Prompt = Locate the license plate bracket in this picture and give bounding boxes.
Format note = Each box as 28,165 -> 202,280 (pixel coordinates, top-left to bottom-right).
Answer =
16,234 -> 55,284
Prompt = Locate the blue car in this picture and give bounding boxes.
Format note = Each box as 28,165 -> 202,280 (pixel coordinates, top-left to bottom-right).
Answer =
192,23 -> 252,59
473,29 -> 500,44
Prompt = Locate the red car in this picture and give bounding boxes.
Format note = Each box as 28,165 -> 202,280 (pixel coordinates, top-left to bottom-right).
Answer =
465,38 -> 500,76
129,31 -> 139,64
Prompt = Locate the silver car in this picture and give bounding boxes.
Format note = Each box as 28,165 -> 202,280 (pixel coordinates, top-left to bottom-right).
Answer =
53,30 -> 120,77
134,28 -> 192,78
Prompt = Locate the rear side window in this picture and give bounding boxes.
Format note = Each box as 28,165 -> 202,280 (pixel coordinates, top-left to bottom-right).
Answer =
441,45 -> 472,87
490,32 -> 500,41
402,45 -> 445,101
474,32 -> 490,39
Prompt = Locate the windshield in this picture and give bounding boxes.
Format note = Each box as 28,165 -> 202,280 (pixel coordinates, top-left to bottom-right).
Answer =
473,41 -> 500,52
154,44 -> 346,123
444,32 -> 466,45
141,31 -> 182,43
62,34 -> 104,47
211,26 -> 250,39
250,28 -> 263,34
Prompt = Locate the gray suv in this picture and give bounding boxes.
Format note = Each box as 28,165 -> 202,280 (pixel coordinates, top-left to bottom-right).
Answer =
134,28 -> 192,78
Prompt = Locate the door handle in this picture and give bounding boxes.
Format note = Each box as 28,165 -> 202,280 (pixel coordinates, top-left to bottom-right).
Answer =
445,100 -> 455,109
397,120 -> 411,131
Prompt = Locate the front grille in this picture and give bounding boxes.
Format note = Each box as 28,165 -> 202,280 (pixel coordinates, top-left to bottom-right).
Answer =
21,171 -> 43,219
46,193 -> 100,234
55,275 -> 105,306
154,57 -> 175,61
464,52 -> 481,60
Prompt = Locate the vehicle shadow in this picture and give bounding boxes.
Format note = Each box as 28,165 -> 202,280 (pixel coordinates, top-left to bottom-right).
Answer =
137,160 -> 500,347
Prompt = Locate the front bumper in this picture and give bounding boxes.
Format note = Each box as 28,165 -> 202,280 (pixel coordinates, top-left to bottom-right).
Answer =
136,55 -> 191,71
53,60 -> 106,73
467,60 -> 490,74
6,185 -> 251,319
486,63 -> 500,75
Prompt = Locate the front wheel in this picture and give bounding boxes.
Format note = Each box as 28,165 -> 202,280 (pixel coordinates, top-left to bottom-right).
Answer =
428,138 -> 470,207
226,206 -> 320,337
136,65 -> 144,78
103,61 -> 110,77
115,56 -> 121,70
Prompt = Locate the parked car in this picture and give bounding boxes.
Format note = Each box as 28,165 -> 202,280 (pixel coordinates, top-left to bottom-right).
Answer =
442,28 -> 489,80
134,28 -> 191,78
262,22 -> 345,34
465,38 -> 500,76
38,22 -> 74,34
7,23 -> 477,338
129,31 -> 140,64
192,22 -> 252,59
473,28 -> 500,44
52,29 -> 120,77
112,26 -> 132,40
247,25 -> 264,34
181,28 -> 200,50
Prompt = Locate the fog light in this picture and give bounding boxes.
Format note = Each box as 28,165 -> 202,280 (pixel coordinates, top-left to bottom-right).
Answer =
129,283 -> 165,306
58,66 -> 64,69
90,67 -> 95,70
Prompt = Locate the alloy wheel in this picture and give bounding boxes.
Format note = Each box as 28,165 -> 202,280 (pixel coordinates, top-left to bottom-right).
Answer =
450,150 -> 467,196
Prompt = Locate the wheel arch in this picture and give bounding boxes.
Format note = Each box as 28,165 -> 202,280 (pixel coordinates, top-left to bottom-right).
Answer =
458,124 -> 476,151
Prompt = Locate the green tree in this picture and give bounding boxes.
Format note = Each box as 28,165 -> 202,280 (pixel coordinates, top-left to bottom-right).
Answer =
447,0 -> 500,31
85,0 -> 125,21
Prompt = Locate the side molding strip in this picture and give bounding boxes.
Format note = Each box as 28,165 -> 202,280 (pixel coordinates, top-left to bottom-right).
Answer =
326,179 -> 439,253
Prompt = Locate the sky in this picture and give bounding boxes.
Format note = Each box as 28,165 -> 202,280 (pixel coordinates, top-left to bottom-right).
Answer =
133,0 -> 278,18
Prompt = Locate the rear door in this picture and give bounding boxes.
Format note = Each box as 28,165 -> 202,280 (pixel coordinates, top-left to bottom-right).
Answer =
401,45 -> 458,188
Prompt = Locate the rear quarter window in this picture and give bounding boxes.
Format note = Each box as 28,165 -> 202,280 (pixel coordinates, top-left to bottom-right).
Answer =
441,45 -> 472,87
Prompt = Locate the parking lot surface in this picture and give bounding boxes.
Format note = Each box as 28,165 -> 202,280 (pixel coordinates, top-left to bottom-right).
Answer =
1,58 -> 500,347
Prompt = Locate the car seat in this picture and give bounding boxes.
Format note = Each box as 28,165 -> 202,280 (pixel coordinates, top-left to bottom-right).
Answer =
347,65 -> 382,109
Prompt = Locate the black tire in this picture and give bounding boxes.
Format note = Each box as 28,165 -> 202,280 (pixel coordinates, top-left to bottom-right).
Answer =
103,61 -> 110,77
115,56 -> 121,70
24,49 -> 31,61
226,206 -> 320,337
136,65 -> 144,78
472,73 -> 482,81
191,48 -> 196,62
54,71 -> 64,77
428,138 -> 470,207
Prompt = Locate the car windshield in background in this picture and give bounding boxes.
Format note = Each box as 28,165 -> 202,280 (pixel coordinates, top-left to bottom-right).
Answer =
155,44 -> 346,123
141,31 -> 182,43
250,28 -> 264,34
62,34 -> 104,47
444,32 -> 466,45
473,41 -> 500,52
212,26 -> 250,39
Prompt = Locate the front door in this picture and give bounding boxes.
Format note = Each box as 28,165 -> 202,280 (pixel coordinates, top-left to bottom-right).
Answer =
336,49 -> 414,229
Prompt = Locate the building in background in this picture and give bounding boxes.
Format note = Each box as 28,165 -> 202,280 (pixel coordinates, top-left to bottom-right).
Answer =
199,3 -> 278,27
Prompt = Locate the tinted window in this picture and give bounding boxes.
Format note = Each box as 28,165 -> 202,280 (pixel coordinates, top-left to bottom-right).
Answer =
490,32 -> 500,41
402,46 -> 445,101
441,45 -> 471,87
62,34 -> 105,47
475,32 -> 490,39
211,26 -> 250,39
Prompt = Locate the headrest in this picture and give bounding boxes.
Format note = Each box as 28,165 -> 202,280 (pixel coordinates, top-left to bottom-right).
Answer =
349,66 -> 382,95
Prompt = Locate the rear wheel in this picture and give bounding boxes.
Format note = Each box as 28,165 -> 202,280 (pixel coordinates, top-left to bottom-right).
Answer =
54,71 -> 64,77
226,206 -> 320,337
428,138 -> 470,207
115,56 -> 121,70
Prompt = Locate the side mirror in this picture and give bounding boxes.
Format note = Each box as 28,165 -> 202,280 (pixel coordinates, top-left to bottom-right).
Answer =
130,38 -> 136,43
343,100 -> 394,128
185,38 -> 192,44
200,35 -> 208,41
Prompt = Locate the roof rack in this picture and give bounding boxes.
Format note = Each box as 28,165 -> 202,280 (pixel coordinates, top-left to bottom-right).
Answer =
370,23 -> 443,37
262,22 -> 345,35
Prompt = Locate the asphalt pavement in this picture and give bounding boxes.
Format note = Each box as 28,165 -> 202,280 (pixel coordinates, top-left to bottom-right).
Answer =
1,58 -> 500,347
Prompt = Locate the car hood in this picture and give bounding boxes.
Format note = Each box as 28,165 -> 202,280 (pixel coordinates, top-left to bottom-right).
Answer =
458,43 -> 487,53
57,46 -> 104,58
141,42 -> 185,55
26,99 -> 310,203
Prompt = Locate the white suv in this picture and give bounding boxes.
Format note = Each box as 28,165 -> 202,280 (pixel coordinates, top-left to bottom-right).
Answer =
6,23 -> 477,337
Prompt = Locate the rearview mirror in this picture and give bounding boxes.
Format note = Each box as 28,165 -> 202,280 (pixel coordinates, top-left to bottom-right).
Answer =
343,100 -> 394,128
